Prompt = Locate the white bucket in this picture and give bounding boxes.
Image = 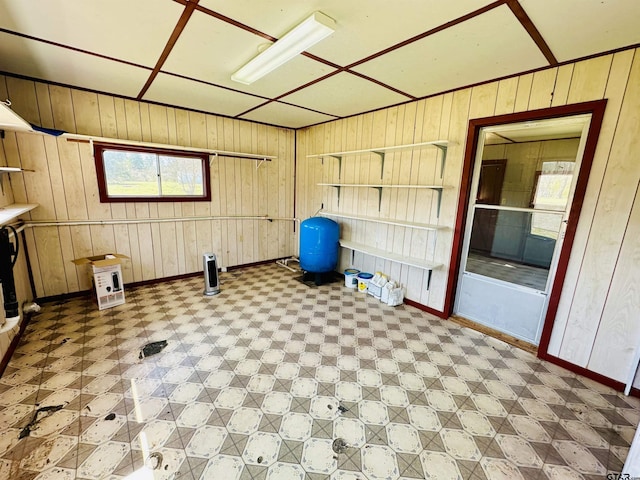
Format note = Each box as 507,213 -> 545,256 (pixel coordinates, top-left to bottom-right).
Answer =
357,272 -> 373,293
344,269 -> 360,288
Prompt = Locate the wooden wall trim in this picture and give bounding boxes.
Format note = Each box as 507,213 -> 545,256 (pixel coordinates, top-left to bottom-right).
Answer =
538,100 -> 608,354
0,313 -> 35,378
505,0 -> 558,65
445,99 -> 609,358
137,0 -> 200,99
539,350 -> 640,397
404,298 -> 447,319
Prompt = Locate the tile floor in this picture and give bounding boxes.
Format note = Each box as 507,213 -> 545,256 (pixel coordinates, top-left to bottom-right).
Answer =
0,263 -> 638,480
466,252 -> 549,291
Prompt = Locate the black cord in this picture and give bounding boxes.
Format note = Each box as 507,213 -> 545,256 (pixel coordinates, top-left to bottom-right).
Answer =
3,225 -> 19,268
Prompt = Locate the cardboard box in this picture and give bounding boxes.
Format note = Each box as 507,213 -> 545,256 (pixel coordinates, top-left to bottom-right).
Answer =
72,254 -> 129,310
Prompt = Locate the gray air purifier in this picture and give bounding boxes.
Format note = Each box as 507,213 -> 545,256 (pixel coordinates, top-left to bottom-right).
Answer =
203,253 -> 220,296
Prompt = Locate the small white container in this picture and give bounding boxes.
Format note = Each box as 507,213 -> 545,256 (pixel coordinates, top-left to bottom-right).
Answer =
381,280 -> 395,304
357,272 -> 373,293
344,268 -> 360,288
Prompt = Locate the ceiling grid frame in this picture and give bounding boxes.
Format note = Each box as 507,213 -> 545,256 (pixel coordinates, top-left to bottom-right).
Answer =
0,0 -> 637,128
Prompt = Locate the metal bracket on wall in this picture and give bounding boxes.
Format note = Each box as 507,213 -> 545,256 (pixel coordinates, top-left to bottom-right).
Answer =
372,151 -> 385,178
332,185 -> 342,206
434,144 -> 447,178
256,158 -> 268,170
329,155 -> 342,180
434,188 -> 443,217
372,186 -> 383,210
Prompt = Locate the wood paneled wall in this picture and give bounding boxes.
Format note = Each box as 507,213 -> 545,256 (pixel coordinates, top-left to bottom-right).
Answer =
0,75 -> 296,300
297,48 -> 640,386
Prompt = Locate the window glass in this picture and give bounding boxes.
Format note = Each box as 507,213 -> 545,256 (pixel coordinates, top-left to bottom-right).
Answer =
158,155 -> 204,196
94,143 -> 210,202
103,149 -> 159,197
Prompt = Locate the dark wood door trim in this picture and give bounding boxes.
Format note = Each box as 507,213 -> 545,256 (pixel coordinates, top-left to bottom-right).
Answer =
445,100 -> 608,360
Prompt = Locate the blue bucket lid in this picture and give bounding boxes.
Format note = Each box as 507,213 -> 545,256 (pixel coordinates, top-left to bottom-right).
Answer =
344,269 -> 360,275
357,272 -> 373,279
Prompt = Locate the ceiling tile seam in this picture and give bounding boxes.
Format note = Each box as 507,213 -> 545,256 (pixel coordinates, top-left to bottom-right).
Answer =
272,70 -> 342,103
505,0 -> 558,65
158,70 -> 273,102
193,3 -> 277,42
344,0 -> 507,70
345,70 -> 416,100
234,96 -> 339,121
155,69 -> 342,121
0,27 -> 153,72
137,0 -> 200,100
276,100 -> 340,119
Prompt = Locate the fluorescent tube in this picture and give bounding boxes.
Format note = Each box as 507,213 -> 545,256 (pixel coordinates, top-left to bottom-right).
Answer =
232,11 -> 335,85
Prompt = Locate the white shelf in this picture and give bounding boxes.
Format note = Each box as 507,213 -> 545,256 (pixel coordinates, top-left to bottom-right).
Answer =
319,210 -> 445,231
0,167 -> 35,173
0,102 -> 33,132
308,140 -> 449,180
340,239 -> 440,289
64,134 -> 276,164
317,183 -> 444,215
0,203 -> 38,226
306,140 -> 448,158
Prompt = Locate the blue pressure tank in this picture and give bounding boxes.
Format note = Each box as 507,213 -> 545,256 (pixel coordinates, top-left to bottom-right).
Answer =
299,217 -> 339,273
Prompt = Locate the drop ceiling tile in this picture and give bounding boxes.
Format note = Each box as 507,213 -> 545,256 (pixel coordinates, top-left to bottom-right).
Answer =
238,102 -> 337,129
0,0 -> 182,68
0,33 -> 150,98
280,72 -> 408,118
163,10 -> 335,98
142,72 -> 264,118
520,0 -> 640,62
352,5 -> 548,99
198,0 -> 496,66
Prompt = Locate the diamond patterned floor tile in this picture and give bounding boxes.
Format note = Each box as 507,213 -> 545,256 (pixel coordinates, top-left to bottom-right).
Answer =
0,263 -> 636,479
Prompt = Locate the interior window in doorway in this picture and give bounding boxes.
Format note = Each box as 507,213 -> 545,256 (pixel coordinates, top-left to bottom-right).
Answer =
465,137 -> 580,291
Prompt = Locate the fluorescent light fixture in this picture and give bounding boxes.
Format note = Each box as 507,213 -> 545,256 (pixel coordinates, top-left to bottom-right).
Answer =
232,11 -> 335,85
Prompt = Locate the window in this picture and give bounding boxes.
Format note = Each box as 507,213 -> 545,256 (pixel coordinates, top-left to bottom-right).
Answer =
530,161 -> 574,239
94,143 -> 211,202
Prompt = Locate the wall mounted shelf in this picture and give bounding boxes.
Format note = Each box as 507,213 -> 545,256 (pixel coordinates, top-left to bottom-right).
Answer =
307,140 -> 449,179
0,100 -> 33,133
317,183 -> 444,215
319,210 -> 445,231
0,167 -> 35,195
313,139 -> 449,292
339,239 -> 441,289
64,135 -> 277,166
0,203 -> 38,226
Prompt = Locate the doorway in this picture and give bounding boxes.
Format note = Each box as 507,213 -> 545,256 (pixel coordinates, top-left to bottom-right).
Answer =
469,159 -> 506,255
454,114 -> 593,346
